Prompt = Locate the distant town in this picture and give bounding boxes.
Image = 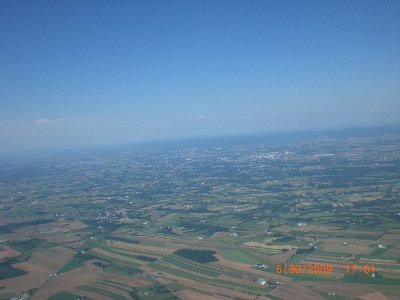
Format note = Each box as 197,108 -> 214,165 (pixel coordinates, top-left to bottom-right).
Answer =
0,126 -> 399,299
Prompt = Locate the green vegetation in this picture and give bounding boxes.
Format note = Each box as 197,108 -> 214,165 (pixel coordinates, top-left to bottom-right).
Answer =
107,236 -> 140,244
162,255 -> 221,277
307,285 -> 348,300
95,280 -> 132,292
77,285 -> 127,300
9,238 -> 53,261
96,246 -> 157,262
104,262 -> 142,276
0,128 -> 399,299
366,246 -> 393,258
342,273 -> 400,285
136,255 -> 157,262
58,252 -> 98,273
130,284 -> 178,300
219,249 -> 266,265
179,221 -> 228,236
58,259 -> 84,273
174,249 -> 217,264
0,259 -> 27,280
147,263 -> 212,284
47,292 -> 91,300
0,219 -> 54,234
296,247 -> 316,254
0,238 -> 54,280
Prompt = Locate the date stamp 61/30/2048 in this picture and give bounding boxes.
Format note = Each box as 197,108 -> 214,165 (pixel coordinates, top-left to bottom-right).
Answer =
275,264 -> 376,275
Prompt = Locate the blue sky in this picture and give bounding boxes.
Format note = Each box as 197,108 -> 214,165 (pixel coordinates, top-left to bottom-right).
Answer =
0,0 -> 399,152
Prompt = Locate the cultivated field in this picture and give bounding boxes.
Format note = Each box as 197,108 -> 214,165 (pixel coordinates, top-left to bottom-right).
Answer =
1,128 -> 399,299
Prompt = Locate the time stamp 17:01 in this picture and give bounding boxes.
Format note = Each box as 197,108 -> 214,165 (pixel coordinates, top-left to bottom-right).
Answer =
275,263 -> 376,275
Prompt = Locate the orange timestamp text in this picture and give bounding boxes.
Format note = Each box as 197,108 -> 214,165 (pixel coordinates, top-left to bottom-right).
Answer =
275,263 -> 377,275
275,263 -> 333,275
345,264 -> 375,274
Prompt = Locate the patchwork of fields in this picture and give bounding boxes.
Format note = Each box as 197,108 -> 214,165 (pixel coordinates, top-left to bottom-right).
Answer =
1,128 -> 400,299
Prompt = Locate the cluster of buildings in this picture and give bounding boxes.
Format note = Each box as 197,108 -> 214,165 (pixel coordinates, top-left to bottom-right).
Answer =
256,278 -> 282,288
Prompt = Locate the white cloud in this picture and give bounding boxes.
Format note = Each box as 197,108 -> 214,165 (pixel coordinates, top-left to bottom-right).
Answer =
34,119 -> 50,125
196,115 -> 205,120
34,118 -> 64,125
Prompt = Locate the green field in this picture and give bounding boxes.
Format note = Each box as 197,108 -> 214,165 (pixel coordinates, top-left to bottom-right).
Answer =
1,128 -> 399,299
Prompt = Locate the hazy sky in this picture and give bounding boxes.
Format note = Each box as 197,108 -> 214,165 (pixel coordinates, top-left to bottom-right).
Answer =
1,0 -> 399,153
